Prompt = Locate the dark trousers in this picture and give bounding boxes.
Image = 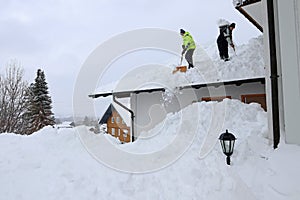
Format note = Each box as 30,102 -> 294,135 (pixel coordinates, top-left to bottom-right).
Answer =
217,36 -> 229,60
185,49 -> 195,68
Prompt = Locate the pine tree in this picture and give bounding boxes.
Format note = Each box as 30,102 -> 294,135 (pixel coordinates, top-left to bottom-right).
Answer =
22,83 -> 36,134
24,69 -> 55,134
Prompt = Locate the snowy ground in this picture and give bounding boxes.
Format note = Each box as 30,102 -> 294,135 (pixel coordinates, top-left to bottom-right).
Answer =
1,99 -> 300,200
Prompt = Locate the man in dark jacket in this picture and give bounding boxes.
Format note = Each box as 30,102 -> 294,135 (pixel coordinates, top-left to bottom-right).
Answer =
217,23 -> 236,61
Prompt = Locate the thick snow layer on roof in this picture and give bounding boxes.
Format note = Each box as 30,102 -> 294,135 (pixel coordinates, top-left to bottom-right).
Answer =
203,35 -> 265,81
94,35 -> 265,95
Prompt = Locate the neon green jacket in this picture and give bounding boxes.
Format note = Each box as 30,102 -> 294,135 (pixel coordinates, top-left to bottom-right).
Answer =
182,32 -> 196,50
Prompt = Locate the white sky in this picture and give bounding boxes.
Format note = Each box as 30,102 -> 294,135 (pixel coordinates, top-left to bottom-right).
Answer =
0,0 -> 261,117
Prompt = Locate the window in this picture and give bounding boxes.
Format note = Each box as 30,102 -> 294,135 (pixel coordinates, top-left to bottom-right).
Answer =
123,129 -> 128,139
123,129 -> 128,134
111,128 -> 115,135
116,117 -> 120,123
117,129 -> 120,137
111,117 -> 114,123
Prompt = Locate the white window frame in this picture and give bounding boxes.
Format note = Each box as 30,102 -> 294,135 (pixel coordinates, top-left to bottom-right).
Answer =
111,128 -> 115,135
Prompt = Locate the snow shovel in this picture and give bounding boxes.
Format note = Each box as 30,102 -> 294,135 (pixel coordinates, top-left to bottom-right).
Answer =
172,54 -> 187,74
231,44 -> 237,56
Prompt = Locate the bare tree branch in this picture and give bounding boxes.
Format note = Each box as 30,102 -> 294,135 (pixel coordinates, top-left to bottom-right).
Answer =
0,61 -> 28,134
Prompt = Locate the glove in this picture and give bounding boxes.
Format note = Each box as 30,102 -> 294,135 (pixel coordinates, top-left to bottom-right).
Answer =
182,45 -> 185,49
230,44 -> 235,51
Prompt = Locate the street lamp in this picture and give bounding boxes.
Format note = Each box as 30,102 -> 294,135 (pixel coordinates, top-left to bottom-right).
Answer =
219,129 -> 236,165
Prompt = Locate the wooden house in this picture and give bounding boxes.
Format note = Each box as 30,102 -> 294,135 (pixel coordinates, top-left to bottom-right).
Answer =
99,104 -> 131,143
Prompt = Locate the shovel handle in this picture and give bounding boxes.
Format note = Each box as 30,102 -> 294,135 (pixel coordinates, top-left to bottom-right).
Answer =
180,54 -> 183,65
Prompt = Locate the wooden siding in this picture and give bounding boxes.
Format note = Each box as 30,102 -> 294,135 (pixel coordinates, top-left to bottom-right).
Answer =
107,110 -> 131,143
241,93 -> 266,111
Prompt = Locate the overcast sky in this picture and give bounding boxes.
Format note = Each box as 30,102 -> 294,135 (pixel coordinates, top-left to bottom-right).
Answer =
0,0 -> 261,117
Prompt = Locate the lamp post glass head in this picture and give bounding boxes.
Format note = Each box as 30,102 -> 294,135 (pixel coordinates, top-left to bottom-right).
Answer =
219,130 -> 236,165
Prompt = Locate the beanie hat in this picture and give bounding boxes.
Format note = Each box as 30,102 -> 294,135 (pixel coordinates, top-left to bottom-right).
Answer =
180,29 -> 185,34
229,23 -> 236,28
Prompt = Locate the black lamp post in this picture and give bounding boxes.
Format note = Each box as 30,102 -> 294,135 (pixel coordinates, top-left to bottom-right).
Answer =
219,129 -> 236,165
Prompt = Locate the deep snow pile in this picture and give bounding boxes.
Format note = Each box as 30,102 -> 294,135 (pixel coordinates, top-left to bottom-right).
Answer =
202,35 -> 265,81
1,99 -> 300,200
95,35 -> 265,94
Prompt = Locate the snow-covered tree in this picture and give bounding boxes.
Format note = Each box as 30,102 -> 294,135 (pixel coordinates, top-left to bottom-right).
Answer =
24,69 -> 55,134
83,116 -> 91,126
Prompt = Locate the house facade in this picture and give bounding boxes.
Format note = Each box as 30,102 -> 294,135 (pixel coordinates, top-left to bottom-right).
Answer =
131,78 -> 266,136
235,0 -> 300,146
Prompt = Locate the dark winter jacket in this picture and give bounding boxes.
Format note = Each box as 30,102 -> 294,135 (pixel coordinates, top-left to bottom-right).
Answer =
218,25 -> 233,45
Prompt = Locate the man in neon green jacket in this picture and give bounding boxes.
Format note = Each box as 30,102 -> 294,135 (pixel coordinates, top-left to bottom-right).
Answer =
180,29 -> 196,69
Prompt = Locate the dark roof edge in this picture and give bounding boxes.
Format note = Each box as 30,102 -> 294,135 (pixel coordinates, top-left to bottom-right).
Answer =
89,77 -> 265,99
178,77 -> 265,90
89,87 -> 166,99
235,0 -> 261,7
236,6 -> 263,32
99,104 -> 114,124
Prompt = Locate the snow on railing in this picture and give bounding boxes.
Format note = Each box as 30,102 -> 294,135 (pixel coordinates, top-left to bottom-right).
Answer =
233,0 -> 261,7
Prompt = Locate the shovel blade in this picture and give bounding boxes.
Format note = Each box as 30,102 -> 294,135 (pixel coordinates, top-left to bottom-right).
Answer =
172,66 -> 187,74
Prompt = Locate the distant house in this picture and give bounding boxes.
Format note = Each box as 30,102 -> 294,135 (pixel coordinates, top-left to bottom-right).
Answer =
56,121 -> 75,129
99,104 -> 131,143
90,77 -> 266,141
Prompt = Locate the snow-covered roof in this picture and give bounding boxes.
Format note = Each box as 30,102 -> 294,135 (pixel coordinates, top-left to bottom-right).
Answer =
56,121 -> 74,128
89,87 -> 165,99
90,36 -> 265,98
90,77 -> 265,99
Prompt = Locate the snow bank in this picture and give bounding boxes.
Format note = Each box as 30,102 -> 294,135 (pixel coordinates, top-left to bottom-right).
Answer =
1,100 -> 299,200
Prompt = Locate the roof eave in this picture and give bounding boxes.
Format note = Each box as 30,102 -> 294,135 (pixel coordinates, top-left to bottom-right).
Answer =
236,6 -> 263,32
90,77 -> 265,99
89,87 -> 166,99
